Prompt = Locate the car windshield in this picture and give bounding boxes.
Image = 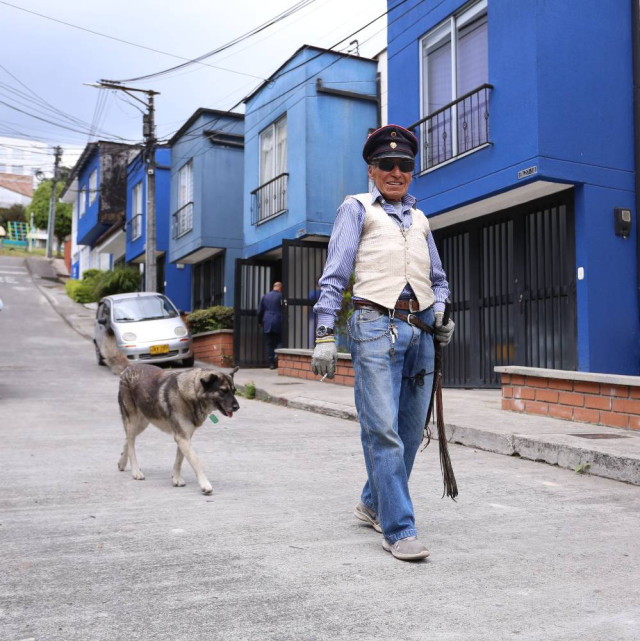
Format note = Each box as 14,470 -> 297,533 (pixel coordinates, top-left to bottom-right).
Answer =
112,296 -> 179,322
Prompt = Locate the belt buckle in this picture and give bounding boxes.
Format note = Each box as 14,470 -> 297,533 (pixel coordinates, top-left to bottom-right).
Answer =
408,299 -> 418,313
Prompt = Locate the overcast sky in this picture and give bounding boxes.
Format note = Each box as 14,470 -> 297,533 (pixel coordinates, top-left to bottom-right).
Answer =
0,0 -> 387,169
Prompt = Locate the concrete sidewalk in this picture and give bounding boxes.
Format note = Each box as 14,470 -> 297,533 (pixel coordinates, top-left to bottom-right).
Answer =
27,256 -> 640,486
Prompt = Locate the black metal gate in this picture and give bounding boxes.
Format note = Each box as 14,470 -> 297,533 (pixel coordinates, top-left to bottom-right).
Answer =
282,239 -> 328,350
234,259 -> 275,367
434,192 -> 577,388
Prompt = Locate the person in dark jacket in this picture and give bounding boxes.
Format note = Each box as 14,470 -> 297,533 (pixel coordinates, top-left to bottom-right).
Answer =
258,282 -> 283,369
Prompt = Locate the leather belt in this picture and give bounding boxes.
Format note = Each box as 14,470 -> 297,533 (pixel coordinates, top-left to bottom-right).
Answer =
353,299 -> 434,335
354,298 -> 419,312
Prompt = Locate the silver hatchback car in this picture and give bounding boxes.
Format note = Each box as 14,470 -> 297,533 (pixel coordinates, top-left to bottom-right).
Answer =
94,292 -> 194,367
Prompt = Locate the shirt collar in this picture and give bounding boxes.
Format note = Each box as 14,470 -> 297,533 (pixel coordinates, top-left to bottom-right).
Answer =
370,185 -> 416,210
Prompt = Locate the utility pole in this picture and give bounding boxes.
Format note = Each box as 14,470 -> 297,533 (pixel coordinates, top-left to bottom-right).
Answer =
46,145 -> 63,259
142,93 -> 157,293
88,81 -> 159,291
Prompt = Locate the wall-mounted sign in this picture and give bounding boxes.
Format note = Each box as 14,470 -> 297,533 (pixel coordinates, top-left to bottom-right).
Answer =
517,165 -> 538,180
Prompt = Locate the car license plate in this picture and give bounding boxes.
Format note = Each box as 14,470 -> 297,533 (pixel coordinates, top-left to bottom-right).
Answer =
150,344 -> 170,355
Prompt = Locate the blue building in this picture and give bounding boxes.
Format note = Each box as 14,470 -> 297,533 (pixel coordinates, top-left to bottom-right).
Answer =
168,109 -> 244,311
62,142 -> 137,278
125,146 -> 192,312
386,0 -> 639,384
237,45 -> 379,365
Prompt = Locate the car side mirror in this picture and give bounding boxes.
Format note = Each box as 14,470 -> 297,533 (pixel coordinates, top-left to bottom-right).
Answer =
98,317 -> 107,325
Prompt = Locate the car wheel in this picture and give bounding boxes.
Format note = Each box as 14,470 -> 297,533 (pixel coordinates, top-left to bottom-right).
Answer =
95,342 -> 106,366
182,356 -> 195,368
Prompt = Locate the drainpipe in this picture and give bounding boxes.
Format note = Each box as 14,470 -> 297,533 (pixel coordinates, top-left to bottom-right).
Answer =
632,0 -> 640,317
376,71 -> 382,127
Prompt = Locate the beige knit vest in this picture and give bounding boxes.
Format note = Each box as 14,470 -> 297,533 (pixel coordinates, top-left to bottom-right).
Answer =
350,194 -> 434,311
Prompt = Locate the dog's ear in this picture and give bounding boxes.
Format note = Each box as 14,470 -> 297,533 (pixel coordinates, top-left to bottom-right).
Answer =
230,366 -> 239,377
200,371 -> 220,391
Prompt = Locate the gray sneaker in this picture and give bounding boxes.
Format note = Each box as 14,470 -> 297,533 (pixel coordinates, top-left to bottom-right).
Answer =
382,536 -> 430,561
354,501 -> 382,533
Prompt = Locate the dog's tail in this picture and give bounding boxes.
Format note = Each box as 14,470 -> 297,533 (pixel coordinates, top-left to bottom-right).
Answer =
102,329 -> 130,376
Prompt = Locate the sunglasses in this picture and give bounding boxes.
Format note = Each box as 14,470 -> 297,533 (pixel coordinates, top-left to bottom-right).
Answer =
374,158 -> 415,173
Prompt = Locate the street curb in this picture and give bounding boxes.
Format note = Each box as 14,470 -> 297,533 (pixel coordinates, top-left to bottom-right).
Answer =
25,258 -> 96,342
35,281 -> 94,342
448,423 -> 640,485
240,383 -> 640,486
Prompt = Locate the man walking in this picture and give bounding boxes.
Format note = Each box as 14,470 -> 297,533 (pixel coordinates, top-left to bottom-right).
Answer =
258,281 -> 283,369
311,124 -> 454,561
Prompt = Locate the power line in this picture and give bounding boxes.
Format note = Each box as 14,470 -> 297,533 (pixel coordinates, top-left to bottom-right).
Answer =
0,0 -> 266,83
161,0 -> 419,156
0,97 -> 138,142
109,0 -> 317,84
0,64 -> 102,133
161,0 -> 411,145
0,83 -> 122,143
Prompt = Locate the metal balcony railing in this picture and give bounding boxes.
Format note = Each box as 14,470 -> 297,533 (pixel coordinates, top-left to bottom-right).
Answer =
409,84 -> 493,171
128,214 -> 142,242
251,173 -> 288,225
172,202 -> 193,239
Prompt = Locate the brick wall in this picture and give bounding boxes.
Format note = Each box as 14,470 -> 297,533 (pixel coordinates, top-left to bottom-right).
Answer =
192,330 -> 234,367
500,372 -> 640,430
276,350 -> 355,386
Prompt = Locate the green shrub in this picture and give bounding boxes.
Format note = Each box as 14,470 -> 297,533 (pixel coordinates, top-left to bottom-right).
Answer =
187,306 -> 234,334
66,271 -> 100,303
66,267 -> 141,303
81,268 -> 102,281
92,266 -> 141,299
65,278 -> 87,302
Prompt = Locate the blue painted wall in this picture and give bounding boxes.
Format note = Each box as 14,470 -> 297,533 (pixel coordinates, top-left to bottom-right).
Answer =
243,46 -> 378,257
169,110 -> 244,307
387,0 -> 639,375
125,147 -> 192,312
75,149 -> 107,246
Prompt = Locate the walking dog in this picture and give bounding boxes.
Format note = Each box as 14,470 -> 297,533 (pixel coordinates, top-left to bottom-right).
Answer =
104,331 -> 240,494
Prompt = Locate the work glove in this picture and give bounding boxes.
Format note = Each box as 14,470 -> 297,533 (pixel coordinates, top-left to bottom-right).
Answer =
434,312 -> 455,346
311,339 -> 338,379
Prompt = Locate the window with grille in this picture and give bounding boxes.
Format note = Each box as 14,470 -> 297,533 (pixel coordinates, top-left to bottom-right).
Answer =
253,115 -> 288,223
130,181 -> 143,241
420,0 -> 489,170
174,160 -> 193,238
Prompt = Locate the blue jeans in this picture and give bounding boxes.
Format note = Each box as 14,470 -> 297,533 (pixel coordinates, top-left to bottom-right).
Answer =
349,305 -> 435,543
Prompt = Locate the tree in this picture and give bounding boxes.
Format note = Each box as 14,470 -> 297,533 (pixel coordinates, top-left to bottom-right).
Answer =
27,180 -> 71,257
0,203 -> 26,227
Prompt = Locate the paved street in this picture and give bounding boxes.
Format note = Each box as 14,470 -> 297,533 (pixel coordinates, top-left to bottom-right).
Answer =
2,254 -> 640,641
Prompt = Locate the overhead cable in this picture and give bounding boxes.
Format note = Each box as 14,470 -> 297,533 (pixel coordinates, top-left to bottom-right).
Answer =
0,0 -> 266,83
108,0 -> 317,83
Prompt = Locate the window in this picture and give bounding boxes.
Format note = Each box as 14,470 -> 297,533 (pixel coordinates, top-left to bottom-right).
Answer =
420,0 -> 489,170
174,161 -> 193,238
130,181 -> 143,241
89,169 -> 98,205
79,187 -> 87,218
259,115 -> 287,185
254,115 -> 288,222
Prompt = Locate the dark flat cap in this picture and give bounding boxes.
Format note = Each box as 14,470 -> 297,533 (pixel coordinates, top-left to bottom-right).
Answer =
362,124 -> 418,163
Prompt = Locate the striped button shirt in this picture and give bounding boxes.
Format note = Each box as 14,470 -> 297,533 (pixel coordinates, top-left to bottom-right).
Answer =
313,186 -> 450,328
